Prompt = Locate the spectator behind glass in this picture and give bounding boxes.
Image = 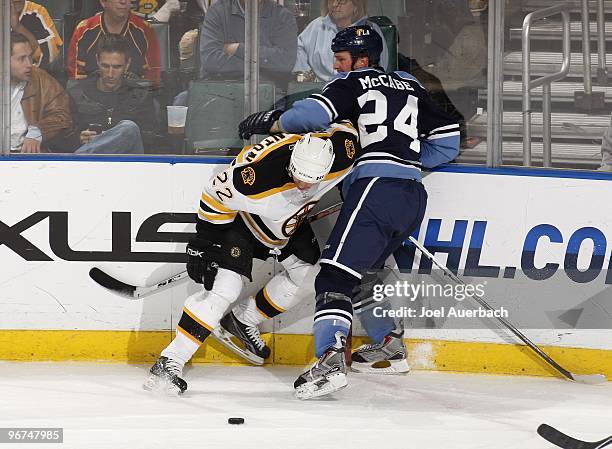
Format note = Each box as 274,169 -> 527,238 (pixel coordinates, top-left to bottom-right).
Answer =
9,32 -> 71,153
67,0 -> 161,85
50,34 -> 160,154
11,0 -> 63,71
425,0 -> 486,89
199,0 -> 297,86
293,0 -> 388,83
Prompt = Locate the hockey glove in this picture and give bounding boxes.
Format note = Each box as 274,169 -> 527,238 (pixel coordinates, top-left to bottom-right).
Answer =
186,237 -> 220,291
238,109 -> 283,139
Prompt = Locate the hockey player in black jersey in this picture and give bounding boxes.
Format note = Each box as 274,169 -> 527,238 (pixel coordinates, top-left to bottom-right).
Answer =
143,123 -> 359,395
239,25 -> 460,399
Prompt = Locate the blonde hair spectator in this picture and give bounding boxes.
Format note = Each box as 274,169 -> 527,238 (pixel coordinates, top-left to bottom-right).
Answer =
293,0 -> 388,83
320,0 -> 367,21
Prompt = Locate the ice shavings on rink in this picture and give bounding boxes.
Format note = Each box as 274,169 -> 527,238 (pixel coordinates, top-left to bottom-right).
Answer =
0,362 -> 609,449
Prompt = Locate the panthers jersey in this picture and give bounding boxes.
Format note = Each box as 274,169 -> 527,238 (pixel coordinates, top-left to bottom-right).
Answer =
279,68 -> 460,186
197,122 -> 358,248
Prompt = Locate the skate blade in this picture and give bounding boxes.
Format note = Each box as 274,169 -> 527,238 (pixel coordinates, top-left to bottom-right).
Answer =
211,327 -> 264,366
142,374 -> 184,397
295,373 -> 348,400
351,358 -> 410,375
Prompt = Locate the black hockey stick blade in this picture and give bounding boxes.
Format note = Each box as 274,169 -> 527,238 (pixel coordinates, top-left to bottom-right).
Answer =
89,267 -> 136,298
538,424 -> 612,449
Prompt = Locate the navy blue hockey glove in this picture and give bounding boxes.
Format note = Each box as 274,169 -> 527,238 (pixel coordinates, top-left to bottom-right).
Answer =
238,109 -> 283,139
186,237 -> 220,291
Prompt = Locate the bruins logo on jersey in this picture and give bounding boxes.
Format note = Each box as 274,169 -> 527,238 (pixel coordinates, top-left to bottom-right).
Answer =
241,167 -> 256,186
282,202 -> 317,237
230,247 -> 241,258
345,139 -> 356,159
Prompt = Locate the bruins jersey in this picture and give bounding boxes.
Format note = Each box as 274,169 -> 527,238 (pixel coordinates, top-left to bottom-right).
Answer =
198,122 -> 359,248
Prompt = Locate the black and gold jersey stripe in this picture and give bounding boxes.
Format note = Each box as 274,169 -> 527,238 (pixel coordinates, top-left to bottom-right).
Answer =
233,122 -> 359,198
198,192 -> 237,224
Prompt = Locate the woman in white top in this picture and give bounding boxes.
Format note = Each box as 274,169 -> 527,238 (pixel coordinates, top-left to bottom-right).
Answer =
293,0 -> 389,82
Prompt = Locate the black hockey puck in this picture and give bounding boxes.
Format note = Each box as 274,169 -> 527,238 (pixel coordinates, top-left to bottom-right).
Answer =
228,417 -> 245,425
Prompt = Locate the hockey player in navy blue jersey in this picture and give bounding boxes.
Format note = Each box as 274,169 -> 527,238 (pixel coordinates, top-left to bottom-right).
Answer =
239,25 -> 460,399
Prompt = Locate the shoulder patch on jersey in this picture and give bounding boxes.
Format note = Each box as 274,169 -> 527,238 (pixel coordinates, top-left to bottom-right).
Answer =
241,166 -> 256,186
345,139 -> 356,159
323,72 -> 351,91
394,71 -> 424,88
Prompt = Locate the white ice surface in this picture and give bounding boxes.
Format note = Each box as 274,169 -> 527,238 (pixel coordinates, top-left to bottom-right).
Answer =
0,362 -> 610,449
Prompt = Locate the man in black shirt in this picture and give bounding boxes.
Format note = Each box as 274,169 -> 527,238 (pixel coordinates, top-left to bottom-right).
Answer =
52,34 -> 159,154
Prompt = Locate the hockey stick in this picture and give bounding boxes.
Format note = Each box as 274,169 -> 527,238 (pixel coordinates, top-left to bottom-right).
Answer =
89,201 -> 344,300
89,268 -> 188,300
537,424 -> 612,449
408,236 -> 608,385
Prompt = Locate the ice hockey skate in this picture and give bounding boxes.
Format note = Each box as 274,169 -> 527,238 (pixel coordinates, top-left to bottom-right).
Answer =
294,332 -> 348,400
212,311 -> 271,365
143,356 -> 187,396
351,328 -> 410,374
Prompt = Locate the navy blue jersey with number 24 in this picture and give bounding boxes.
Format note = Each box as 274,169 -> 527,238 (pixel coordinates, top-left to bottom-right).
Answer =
279,68 -> 460,189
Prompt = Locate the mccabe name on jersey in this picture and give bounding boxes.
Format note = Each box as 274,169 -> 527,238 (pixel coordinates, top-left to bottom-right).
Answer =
279,68 -> 460,188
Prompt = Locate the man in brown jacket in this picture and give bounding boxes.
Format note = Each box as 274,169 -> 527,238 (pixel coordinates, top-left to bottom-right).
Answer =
10,31 -> 71,153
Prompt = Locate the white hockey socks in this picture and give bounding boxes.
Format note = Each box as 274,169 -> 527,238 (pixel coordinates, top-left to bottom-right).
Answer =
164,268 -> 243,364
233,255 -> 313,325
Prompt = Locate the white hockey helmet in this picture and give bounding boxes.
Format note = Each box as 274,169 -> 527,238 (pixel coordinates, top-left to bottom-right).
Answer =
289,134 -> 335,184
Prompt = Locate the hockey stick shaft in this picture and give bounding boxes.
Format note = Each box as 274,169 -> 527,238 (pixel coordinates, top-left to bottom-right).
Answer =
408,236 -> 607,384
307,201 -> 343,222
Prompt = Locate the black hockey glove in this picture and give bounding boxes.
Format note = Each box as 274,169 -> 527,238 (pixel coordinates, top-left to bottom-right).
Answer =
238,109 -> 283,139
186,237 -> 221,291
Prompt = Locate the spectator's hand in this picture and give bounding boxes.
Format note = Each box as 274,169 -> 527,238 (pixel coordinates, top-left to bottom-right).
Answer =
80,130 -> 98,145
223,43 -> 240,56
21,138 -> 41,153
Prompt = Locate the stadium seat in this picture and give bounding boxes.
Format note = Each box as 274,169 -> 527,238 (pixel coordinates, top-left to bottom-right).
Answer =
185,81 -> 275,154
284,81 -> 324,109
367,0 -> 405,27
151,22 -> 171,72
368,16 -> 398,71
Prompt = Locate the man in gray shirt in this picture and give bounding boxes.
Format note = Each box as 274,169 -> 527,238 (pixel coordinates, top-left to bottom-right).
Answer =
199,0 -> 297,86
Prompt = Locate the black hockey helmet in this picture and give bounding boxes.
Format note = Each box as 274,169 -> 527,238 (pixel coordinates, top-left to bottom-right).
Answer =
331,24 -> 383,66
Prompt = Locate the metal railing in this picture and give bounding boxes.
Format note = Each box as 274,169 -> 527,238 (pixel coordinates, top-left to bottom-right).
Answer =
594,0 -> 608,83
244,0 -> 260,145
522,4 -> 572,167
487,0 -> 504,167
576,0 -> 605,109
582,0 -> 594,93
